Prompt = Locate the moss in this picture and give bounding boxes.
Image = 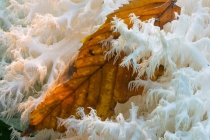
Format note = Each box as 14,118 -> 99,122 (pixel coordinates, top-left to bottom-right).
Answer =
0,120 -> 12,140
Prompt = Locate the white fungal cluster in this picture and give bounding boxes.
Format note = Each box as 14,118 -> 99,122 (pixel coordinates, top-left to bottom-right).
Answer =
0,0 -> 130,136
1,0 -> 210,140
59,0 -> 210,139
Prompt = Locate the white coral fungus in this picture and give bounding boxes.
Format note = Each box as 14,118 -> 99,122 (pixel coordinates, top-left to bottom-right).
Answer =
1,0 -> 210,140
0,0 -> 130,130
59,0 -> 210,139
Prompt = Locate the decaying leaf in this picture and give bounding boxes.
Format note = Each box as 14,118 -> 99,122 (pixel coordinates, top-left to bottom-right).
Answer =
22,0 -> 180,136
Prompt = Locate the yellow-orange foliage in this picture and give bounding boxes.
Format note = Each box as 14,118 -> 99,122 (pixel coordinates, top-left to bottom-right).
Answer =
22,0 -> 180,136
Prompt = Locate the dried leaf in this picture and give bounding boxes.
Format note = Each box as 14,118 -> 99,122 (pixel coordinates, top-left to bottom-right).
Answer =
22,0 -> 180,136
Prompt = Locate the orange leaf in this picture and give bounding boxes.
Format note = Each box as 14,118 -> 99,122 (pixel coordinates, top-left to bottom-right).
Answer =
22,0 -> 180,136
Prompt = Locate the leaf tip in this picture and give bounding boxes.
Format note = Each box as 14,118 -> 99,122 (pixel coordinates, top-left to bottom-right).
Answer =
21,125 -> 35,137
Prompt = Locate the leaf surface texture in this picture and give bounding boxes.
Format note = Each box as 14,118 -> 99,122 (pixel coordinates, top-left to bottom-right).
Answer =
22,0 -> 180,135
